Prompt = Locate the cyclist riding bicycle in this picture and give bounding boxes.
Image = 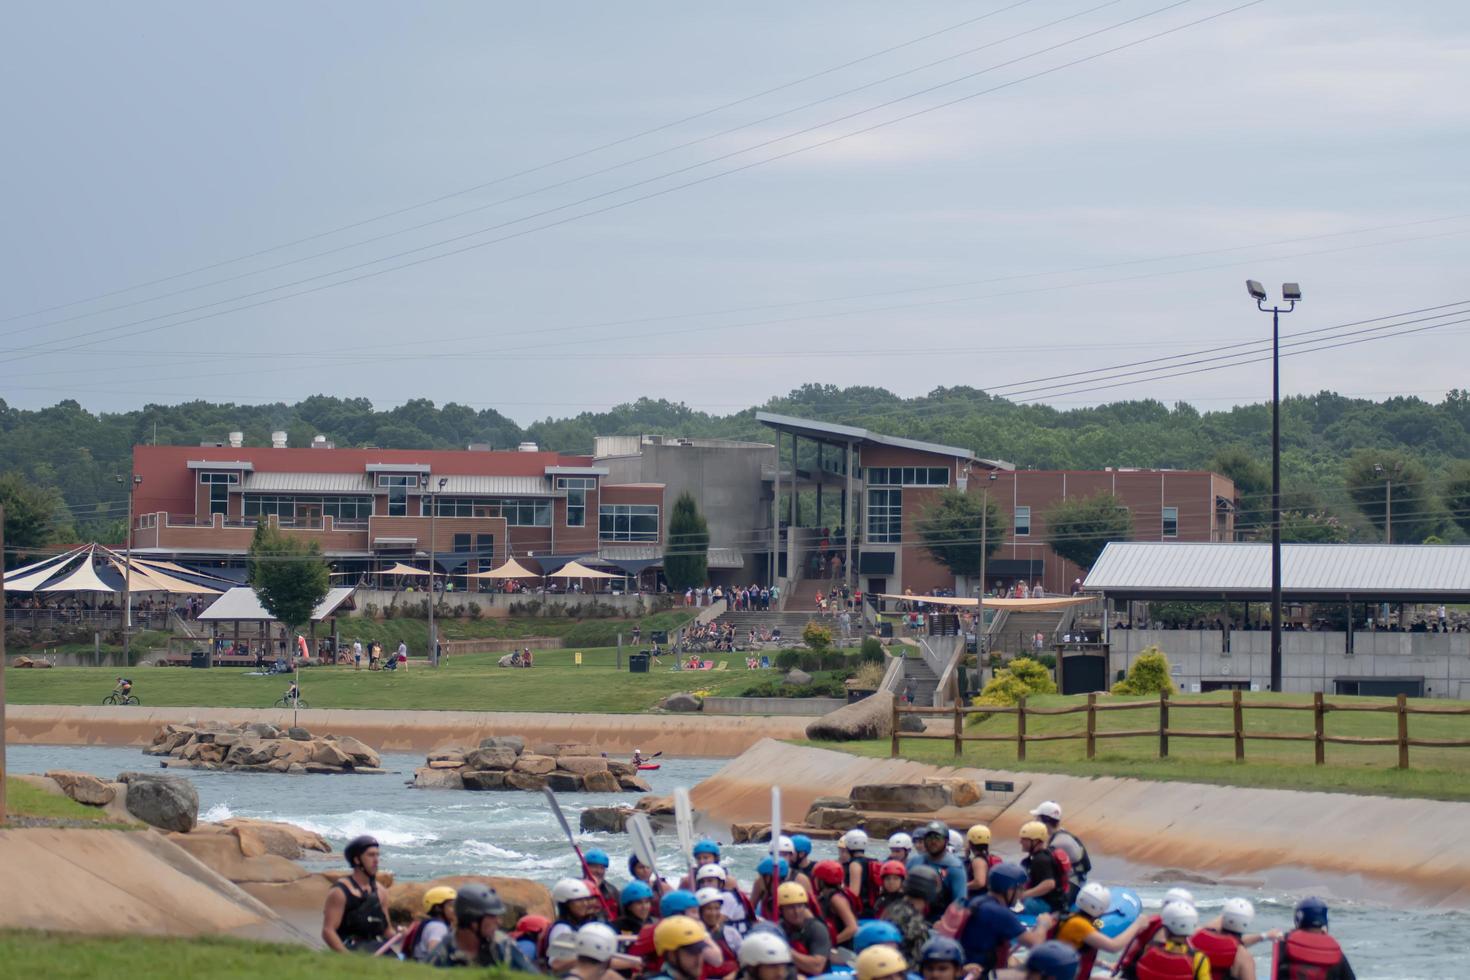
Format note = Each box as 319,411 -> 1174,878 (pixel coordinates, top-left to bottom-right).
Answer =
285,682 -> 300,703
114,677 -> 133,699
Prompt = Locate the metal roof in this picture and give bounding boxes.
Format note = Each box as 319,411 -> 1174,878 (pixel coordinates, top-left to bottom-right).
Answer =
756,411 -> 979,461
241,472 -> 373,493
198,586 -> 356,622
436,475 -> 561,496
1084,542 -> 1470,600
187,459 -> 254,471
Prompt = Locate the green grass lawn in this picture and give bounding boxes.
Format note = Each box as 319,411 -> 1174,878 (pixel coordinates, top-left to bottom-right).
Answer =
5,646 -> 811,714
819,691 -> 1470,801
3,777 -> 138,828
0,932 -> 470,980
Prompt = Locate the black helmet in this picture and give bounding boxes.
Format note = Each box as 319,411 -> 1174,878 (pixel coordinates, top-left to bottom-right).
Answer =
456,883 -> 507,922
344,835 -> 379,868
904,864 -> 941,903
921,820 -> 948,840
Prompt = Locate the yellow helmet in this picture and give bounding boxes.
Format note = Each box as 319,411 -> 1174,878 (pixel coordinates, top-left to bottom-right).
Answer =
856,945 -> 909,980
1019,820 -> 1048,842
422,885 -> 457,914
654,915 -> 711,955
777,882 -> 810,907
967,824 -> 992,846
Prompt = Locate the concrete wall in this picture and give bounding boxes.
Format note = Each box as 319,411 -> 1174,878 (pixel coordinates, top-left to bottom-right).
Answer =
702,696 -> 847,716
348,589 -> 657,616
1111,628 -> 1470,698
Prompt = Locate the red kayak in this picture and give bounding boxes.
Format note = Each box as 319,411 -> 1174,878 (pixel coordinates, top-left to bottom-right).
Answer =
637,763 -> 661,771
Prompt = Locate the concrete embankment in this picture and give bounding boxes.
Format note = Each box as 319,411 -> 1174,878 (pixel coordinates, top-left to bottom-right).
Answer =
5,705 -> 811,756
691,740 -> 1470,907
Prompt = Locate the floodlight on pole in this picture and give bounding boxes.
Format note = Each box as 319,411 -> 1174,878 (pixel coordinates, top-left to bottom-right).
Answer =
1246,280 -> 1268,302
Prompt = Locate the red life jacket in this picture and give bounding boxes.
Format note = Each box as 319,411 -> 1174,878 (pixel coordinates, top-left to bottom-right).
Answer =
1189,929 -> 1240,979
1134,941 -> 1203,980
1050,847 -> 1073,897
1272,931 -> 1345,980
1047,914 -> 1099,977
399,918 -> 427,959
701,935 -> 738,979
1113,915 -> 1165,978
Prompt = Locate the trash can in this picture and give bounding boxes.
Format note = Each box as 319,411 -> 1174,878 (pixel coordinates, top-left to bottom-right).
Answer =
629,653 -> 650,674
189,650 -> 210,669
878,622 -> 893,638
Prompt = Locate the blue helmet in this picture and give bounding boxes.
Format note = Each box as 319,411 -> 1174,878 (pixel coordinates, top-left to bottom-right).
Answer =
918,937 -> 964,966
757,856 -> 790,878
628,853 -> 647,876
584,849 -> 610,868
621,880 -> 654,906
852,920 -> 903,953
790,834 -> 814,856
988,862 -> 1027,894
1294,896 -> 1329,929
660,890 -> 699,917
1024,941 -> 1079,980
693,839 -> 722,859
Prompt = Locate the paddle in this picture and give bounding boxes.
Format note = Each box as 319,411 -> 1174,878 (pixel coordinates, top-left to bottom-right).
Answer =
628,811 -> 665,893
674,786 -> 696,889
542,785 -> 618,920
767,785 -> 782,919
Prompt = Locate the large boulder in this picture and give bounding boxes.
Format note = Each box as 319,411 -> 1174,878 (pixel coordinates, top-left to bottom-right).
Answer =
513,754 -> 556,775
661,692 -> 703,713
413,767 -> 465,790
479,736 -> 526,755
580,806 -> 632,833
808,796 -> 854,814
312,742 -> 354,769
287,727 -> 312,741
428,748 -> 467,764
806,807 -> 864,831
546,772 -> 583,793
731,822 -> 771,844
167,831 -> 309,884
505,771 -> 549,792
218,817 -> 331,857
607,760 -> 636,778
463,771 -> 508,791
389,875 -> 551,926
328,735 -> 382,769
850,782 -> 951,814
635,795 -> 674,815
922,777 -> 981,808
618,774 -> 653,794
270,739 -> 315,766
806,690 -> 895,742
465,747 -> 519,772
784,669 -> 813,686
121,772 -> 199,832
245,722 -> 281,740
227,741 -> 276,768
44,770 -> 116,807
582,771 -> 621,793
556,756 -> 609,776
553,743 -> 596,759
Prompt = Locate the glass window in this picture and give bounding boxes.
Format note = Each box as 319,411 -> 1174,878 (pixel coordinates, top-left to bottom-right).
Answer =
599,503 -> 659,542
376,474 -> 419,488
557,477 -> 595,528
198,472 -> 239,484
388,485 -> 407,516
864,466 -> 946,487
1015,506 -> 1031,537
1163,506 -> 1179,537
866,488 -> 902,543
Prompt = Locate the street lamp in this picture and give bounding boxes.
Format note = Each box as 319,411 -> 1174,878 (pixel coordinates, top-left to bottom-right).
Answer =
1373,463 -> 1392,543
977,470 -> 998,687
1247,279 -> 1300,692
116,473 -> 142,660
421,475 -> 448,667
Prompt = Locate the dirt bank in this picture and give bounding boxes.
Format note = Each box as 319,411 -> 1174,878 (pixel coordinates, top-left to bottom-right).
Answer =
691,740 -> 1470,908
5,705 -> 810,756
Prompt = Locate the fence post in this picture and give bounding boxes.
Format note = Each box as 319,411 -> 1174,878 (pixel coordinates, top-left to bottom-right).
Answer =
1158,690 -> 1170,759
1396,693 -> 1409,770
1232,688 -> 1244,761
1017,696 -> 1027,762
1313,691 -> 1325,765
890,693 -> 900,758
1086,693 -> 1097,760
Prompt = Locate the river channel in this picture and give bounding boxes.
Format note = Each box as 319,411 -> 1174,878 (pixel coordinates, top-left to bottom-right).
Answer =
12,744 -> 1466,978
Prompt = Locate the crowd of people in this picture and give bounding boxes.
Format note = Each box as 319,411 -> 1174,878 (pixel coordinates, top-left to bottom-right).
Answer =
324,801 -> 1355,978
684,585 -> 781,611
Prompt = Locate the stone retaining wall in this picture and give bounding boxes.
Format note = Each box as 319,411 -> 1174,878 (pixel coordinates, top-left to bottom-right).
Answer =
702,696 -> 847,716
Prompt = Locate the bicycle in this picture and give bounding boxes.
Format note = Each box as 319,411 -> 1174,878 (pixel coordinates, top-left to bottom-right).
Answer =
273,695 -> 309,709
102,692 -> 140,705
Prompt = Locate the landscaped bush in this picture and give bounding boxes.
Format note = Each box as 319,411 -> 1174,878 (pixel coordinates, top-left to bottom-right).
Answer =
1111,647 -> 1176,696
740,678 -> 848,698
802,621 -> 833,651
850,661 -> 886,690
775,649 -> 802,671
859,637 -> 885,664
968,656 -> 1057,726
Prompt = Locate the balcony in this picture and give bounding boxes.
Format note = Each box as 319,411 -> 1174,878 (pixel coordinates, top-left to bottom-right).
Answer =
132,512 -> 370,554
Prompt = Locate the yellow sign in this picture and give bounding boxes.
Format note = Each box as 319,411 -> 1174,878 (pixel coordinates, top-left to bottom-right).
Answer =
574,651 -> 583,666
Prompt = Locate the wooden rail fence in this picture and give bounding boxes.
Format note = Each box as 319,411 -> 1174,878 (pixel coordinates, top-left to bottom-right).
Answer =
890,677 -> 1470,769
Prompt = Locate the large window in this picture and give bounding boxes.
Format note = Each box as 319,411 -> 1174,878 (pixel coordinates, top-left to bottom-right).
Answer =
378,474 -> 418,516
243,495 -> 371,525
866,488 -> 902,543
430,496 -> 551,526
199,471 -> 238,516
600,503 -> 659,542
1163,506 -> 1179,538
1015,505 -> 1031,537
557,477 -> 595,527
865,466 -> 949,487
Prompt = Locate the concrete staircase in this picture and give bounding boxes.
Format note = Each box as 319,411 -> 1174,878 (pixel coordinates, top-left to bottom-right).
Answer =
897,651 -> 940,706
988,609 -> 1064,658
712,609 -> 828,638
782,575 -> 844,612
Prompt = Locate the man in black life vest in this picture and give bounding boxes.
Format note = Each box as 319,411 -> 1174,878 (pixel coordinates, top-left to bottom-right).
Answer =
1273,897 -> 1355,980
322,835 -> 392,953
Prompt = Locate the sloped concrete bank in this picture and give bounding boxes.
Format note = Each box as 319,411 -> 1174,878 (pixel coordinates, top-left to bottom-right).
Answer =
690,740 -> 1470,907
6,705 -> 810,756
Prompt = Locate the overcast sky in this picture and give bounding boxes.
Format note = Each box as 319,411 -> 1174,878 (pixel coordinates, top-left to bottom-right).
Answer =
3,1 -> 1468,424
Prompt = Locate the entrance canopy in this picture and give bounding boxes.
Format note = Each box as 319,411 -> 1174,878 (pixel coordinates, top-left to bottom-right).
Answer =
1084,542 -> 1470,602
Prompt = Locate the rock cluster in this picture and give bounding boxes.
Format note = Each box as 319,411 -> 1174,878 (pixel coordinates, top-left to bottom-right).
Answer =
730,777 -> 987,842
39,768 -> 201,832
412,737 -> 652,793
578,794 -> 676,833
143,722 -> 384,775
10,656 -> 53,668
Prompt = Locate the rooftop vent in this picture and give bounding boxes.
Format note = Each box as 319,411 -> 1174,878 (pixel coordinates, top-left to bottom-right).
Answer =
517,442 -> 539,453
311,434 -> 334,449
467,442 -> 492,452
271,430 -> 288,449
228,431 -> 244,448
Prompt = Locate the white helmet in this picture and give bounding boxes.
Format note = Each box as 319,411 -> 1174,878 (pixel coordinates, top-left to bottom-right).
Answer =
695,862 -> 728,883
948,829 -> 965,855
552,878 -> 593,904
1075,882 -> 1111,919
840,829 -> 869,851
575,923 -> 617,962
1221,898 -> 1256,934
1029,800 -> 1063,822
1161,901 -> 1199,937
738,932 -> 794,967
777,835 -> 795,855
887,832 -> 913,851
1163,887 -> 1195,907
695,887 -> 725,908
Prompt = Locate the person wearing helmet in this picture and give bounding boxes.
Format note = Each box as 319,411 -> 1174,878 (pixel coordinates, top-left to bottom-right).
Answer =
429,883 -> 533,970
1049,882 -> 1139,978
630,890 -> 702,969
401,885 -> 456,962
322,835 -> 392,953
750,855 -> 792,919
512,915 -> 551,964
1018,822 -> 1067,916
1028,802 -> 1091,900
617,880 -> 657,936
650,915 -> 717,980
1115,889 -> 1196,971
958,862 -> 1053,976
790,834 -> 816,877
965,825 -> 1000,894
630,852 -> 673,899
696,887 -> 741,978
1131,902 -> 1210,979
698,862 -> 757,937
915,936 -> 967,980
837,828 -> 877,915
888,832 -> 914,866
1271,897 -> 1353,980
563,922 -> 621,980
682,839 -> 724,889
776,882 -> 832,977
583,848 -> 619,914
811,860 -> 861,947
544,878 -> 604,972
873,859 -> 909,916
882,863 -> 939,962
856,945 -> 910,980
907,820 -> 967,908
1188,897 -> 1258,980
994,939 -> 1080,980
738,930 -> 795,980
853,920 -> 905,955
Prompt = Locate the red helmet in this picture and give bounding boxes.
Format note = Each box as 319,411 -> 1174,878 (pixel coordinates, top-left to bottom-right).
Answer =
812,860 -> 845,887
880,860 -> 908,878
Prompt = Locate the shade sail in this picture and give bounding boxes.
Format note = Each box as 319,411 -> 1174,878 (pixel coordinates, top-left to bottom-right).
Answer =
104,555 -> 222,594
468,557 -> 541,579
381,562 -> 431,576
549,560 -> 618,579
38,555 -> 114,593
2,547 -> 88,592
876,593 -> 1093,611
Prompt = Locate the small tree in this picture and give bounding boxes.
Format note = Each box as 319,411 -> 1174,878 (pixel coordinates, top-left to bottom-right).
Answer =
662,492 -> 709,591
974,656 -> 1056,707
916,490 -> 1006,578
1112,647 -> 1176,695
247,522 -> 330,633
0,473 -> 73,569
802,621 -> 833,652
1045,492 -> 1133,572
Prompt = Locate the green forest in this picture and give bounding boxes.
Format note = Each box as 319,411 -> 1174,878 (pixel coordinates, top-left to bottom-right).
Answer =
3,385 -> 1470,554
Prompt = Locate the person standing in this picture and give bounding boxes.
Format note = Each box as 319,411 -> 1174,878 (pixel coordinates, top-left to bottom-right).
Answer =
352,639 -> 362,671
396,640 -> 408,667
322,835 -> 392,953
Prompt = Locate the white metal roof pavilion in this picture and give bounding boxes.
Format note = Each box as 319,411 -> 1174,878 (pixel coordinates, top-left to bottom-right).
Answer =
197,586 -> 357,622
1084,542 -> 1470,602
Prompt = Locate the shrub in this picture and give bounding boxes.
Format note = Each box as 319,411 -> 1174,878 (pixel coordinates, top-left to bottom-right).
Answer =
1111,647 -> 1176,696
363,602 -> 379,620
465,602 -> 482,620
775,650 -> 802,671
859,637 -> 885,664
968,656 -> 1056,726
802,622 -> 833,652
740,678 -> 848,698
851,661 -> 886,690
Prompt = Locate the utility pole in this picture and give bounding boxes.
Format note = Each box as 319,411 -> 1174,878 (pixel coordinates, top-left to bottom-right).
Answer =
1375,464 -> 1393,543
977,470 -> 997,688
118,473 -> 141,662
2,503 -> 8,824
423,475 -> 448,667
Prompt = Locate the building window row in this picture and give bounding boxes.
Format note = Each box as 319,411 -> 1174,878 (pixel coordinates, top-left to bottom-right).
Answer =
427,496 -> 552,527
243,495 -> 373,525
1163,506 -> 1178,538
866,466 -> 949,487
866,488 -> 902,543
557,477 -> 596,528
600,503 -> 659,542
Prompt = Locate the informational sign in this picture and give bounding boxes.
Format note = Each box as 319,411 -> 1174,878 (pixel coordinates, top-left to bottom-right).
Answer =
984,780 -> 1015,793
574,651 -> 583,666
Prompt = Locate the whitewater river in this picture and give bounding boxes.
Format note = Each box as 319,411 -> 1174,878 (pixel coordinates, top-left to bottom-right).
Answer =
12,744 -> 1467,978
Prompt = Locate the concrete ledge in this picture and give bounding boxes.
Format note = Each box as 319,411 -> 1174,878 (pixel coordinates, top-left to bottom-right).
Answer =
702,697 -> 846,716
